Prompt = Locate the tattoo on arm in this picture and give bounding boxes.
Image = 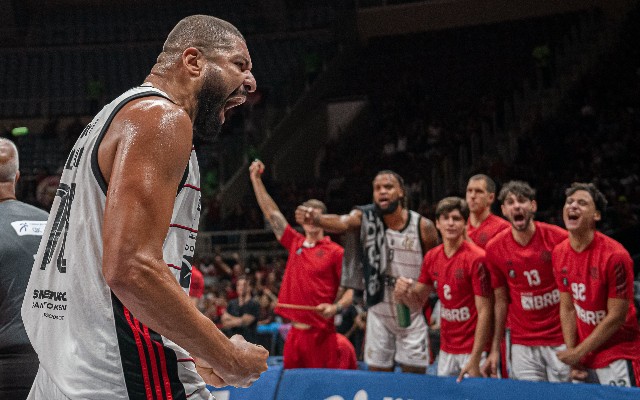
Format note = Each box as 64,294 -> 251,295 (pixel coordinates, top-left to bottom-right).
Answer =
269,212 -> 287,237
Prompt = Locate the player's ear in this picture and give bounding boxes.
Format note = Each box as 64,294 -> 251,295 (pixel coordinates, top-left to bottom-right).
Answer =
531,200 -> 537,213
182,47 -> 205,76
593,210 -> 601,222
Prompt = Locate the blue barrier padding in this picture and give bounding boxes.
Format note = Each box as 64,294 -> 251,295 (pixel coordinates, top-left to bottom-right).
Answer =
275,369 -> 640,400
208,365 -> 283,400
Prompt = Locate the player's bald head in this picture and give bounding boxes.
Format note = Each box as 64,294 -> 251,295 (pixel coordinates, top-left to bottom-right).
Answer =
162,15 -> 244,57
0,138 -> 19,183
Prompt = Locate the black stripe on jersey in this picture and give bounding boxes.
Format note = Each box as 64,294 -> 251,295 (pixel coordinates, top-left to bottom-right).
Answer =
91,90 -> 174,196
148,330 -> 187,399
176,162 -> 190,197
628,360 -> 637,387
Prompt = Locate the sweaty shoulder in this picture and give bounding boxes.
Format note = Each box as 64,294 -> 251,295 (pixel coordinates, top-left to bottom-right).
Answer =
99,96 -> 192,184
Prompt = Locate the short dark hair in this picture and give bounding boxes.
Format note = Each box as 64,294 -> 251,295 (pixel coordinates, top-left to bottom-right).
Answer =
375,170 -> 407,208
498,180 -> 536,203
162,15 -> 244,57
468,174 -> 496,194
302,199 -> 327,214
435,197 -> 470,221
565,182 -> 608,214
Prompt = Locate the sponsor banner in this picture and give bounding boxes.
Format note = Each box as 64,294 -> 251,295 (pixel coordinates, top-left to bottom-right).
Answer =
209,365 -> 640,400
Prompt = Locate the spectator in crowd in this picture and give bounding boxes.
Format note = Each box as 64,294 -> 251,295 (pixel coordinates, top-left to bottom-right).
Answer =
482,181 -> 570,382
297,170 -> 438,373
553,182 -> 640,386
395,197 -> 492,381
466,174 -> 510,248
0,138 -> 48,398
221,275 -> 261,345
250,159 -> 356,369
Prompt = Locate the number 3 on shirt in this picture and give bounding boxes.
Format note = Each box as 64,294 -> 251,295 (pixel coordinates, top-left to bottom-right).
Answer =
523,269 -> 541,287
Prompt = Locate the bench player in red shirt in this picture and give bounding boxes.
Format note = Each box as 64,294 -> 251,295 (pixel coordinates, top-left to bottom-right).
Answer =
249,160 -> 356,369
395,197 -> 492,381
466,174 -> 510,249
553,182 -> 640,387
482,181 -> 570,382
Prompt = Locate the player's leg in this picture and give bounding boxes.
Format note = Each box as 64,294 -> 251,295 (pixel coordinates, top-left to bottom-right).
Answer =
282,326 -> 303,369
543,344 -> 571,382
510,344 -> 547,381
364,311 -> 395,372
395,311 -> 429,373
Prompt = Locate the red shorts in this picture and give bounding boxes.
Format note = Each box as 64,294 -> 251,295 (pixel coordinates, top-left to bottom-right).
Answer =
283,326 -> 356,370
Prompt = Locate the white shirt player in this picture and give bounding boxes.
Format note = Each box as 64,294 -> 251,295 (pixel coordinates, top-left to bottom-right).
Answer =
21,86 -> 211,399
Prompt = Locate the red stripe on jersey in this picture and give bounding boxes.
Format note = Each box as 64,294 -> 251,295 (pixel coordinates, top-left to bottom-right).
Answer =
153,339 -> 174,400
177,358 -> 195,363
139,323 -> 165,400
124,308 -> 154,400
167,264 -> 182,271
169,224 -> 198,233
183,184 -> 200,191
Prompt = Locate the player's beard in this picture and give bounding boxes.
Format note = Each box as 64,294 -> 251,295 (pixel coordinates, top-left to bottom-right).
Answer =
193,71 -> 227,143
375,199 -> 401,215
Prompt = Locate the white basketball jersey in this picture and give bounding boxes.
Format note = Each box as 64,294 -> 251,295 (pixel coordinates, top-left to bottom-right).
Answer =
21,86 -> 210,399
370,210 -> 424,316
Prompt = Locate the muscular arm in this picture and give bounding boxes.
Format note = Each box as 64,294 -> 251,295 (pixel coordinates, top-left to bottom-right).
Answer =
296,207 -> 362,234
249,160 -> 287,240
419,218 -> 439,254
101,99 -> 266,387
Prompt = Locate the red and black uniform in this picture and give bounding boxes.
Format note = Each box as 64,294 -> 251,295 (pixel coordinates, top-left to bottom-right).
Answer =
553,232 -> 640,384
467,214 -> 510,249
418,241 -> 490,355
276,225 -> 355,369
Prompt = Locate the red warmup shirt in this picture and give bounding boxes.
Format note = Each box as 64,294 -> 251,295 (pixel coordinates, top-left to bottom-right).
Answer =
553,232 -> 640,368
486,222 -> 567,346
419,241 -> 491,354
275,225 -> 343,330
467,213 -> 510,249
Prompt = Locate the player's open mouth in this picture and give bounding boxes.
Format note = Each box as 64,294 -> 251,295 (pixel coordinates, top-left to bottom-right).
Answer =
219,95 -> 246,123
567,213 -> 579,221
513,213 -> 525,222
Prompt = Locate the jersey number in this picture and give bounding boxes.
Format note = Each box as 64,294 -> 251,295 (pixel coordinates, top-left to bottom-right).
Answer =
443,284 -> 452,300
40,183 -> 76,273
524,270 -> 541,287
571,282 -> 586,301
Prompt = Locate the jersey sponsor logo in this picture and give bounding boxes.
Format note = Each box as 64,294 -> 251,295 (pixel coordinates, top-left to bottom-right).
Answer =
33,289 -> 67,302
402,235 -> 416,250
574,303 -> 606,326
440,306 -> 470,322
11,220 -> 47,236
521,289 -> 560,310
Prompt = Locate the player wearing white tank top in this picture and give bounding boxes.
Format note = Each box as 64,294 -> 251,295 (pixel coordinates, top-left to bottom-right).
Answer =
21,15 -> 267,400
296,170 -> 439,373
